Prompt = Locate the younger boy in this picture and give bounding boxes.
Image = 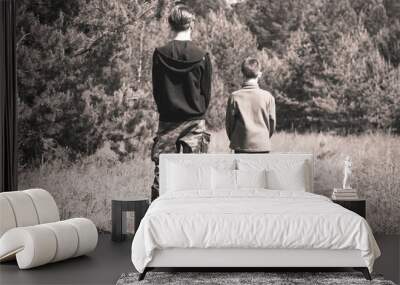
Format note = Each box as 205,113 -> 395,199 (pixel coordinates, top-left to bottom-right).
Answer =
225,57 -> 276,153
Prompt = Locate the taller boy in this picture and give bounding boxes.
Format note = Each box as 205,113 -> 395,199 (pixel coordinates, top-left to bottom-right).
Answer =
151,5 -> 212,201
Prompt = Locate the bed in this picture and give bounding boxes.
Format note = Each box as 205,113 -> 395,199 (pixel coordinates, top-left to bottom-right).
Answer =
131,153 -> 380,280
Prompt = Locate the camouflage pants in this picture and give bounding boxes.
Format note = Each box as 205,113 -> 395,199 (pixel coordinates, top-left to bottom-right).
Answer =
151,119 -> 210,201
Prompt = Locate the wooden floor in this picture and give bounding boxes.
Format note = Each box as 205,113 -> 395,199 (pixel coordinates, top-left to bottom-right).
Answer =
0,233 -> 399,285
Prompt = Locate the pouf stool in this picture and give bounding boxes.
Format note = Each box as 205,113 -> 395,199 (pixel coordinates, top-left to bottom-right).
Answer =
0,189 -> 98,269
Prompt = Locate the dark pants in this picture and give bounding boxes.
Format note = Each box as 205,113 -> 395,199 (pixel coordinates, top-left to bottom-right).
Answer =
150,120 -> 210,201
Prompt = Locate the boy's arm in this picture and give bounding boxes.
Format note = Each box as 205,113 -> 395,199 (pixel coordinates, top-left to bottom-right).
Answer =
201,53 -> 212,108
152,50 -> 161,111
225,96 -> 235,140
269,96 -> 276,138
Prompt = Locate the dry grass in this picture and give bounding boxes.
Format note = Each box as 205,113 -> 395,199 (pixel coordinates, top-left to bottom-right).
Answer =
19,132 -> 400,234
19,146 -> 153,232
211,131 -> 400,234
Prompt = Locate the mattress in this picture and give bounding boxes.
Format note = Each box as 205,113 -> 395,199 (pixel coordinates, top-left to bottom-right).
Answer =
131,190 -> 380,273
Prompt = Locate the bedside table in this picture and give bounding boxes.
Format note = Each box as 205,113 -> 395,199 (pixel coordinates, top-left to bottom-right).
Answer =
111,198 -> 149,242
332,199 -> 366,218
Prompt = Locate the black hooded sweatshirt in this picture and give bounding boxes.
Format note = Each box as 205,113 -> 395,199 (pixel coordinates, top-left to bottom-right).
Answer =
152,40 -> 212,122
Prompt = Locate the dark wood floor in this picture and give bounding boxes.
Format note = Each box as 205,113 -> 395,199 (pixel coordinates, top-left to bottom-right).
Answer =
0,233 -> 399,285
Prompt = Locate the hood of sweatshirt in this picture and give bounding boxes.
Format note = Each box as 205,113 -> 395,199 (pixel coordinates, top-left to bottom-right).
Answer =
155,40 -> 207,73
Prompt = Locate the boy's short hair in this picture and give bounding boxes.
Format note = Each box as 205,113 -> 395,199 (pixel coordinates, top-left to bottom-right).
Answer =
168,5 -> 195,32
241,57 -> 260,79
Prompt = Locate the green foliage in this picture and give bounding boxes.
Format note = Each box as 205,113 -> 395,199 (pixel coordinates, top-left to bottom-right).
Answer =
376,20 -> 400,67
17,0 -> 168,165
194,11 -> 260,130
234,0 -> 307,52
235,0 -> 400,134
182,0 -> 227,18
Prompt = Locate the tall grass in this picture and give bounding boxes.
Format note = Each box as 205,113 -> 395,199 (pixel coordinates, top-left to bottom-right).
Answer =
19,146 -> 153,231
211,131 -> 400,234
19,132 -> 400,234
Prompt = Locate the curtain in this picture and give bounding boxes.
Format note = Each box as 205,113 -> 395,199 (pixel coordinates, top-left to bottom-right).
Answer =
0,0 -> 18,192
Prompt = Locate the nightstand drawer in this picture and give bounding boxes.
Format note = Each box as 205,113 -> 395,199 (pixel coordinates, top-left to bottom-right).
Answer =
332,199 -> 366,218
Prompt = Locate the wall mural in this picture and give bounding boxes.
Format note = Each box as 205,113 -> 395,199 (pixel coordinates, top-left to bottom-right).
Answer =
16,0 -> 400,234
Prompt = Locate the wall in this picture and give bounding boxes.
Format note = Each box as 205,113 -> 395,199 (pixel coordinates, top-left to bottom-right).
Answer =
17,0 -> 400,234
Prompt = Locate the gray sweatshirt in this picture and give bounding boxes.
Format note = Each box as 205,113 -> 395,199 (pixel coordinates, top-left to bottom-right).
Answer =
225,81 -> 276,152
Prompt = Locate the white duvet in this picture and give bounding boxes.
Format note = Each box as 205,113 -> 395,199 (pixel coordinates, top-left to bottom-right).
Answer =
131,190 -> 380,273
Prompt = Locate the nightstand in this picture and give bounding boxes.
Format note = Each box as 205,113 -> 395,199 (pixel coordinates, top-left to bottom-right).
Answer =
332,199 -> 366,218
111,197 -> 149,242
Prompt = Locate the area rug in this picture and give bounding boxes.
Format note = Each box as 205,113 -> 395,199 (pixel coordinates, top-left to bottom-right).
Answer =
116,272 -> 396,285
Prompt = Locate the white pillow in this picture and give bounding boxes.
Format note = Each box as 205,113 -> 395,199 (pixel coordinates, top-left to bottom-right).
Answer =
266,168 -> 306,191
236,169 -> 267,189
167,162 -> 211,191
211,168 -> 237,190
237,159 -> 308,191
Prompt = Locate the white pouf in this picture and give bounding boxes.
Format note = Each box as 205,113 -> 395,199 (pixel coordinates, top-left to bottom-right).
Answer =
0,189 -> 98,269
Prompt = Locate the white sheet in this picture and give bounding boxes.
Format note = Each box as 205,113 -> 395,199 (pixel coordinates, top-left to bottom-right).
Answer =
131,190 -> 380,273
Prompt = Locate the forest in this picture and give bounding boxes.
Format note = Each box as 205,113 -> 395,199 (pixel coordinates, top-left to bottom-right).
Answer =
16,0 -> 400,165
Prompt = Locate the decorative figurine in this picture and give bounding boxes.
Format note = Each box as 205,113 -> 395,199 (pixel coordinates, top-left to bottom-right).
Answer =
343,156 -> 352,189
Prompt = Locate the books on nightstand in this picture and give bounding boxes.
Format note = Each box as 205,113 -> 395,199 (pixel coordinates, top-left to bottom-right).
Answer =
332,188 -> 359,200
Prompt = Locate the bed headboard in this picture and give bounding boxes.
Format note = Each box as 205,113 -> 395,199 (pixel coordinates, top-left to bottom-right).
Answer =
159,153 -> 314,195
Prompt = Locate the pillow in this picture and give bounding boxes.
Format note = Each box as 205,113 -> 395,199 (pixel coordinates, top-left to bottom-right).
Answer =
266,168 -> 306,191
237,158 -> 308,191
211,168 -> 237,190
236,169 -> 267,189
167,162 -> 211,191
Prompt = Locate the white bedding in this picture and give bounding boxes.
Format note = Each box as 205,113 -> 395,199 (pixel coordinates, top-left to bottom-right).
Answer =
131,190 -> 380,273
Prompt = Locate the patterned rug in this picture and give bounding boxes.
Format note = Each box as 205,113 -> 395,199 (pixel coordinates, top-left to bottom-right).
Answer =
116,272 -> 396,285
